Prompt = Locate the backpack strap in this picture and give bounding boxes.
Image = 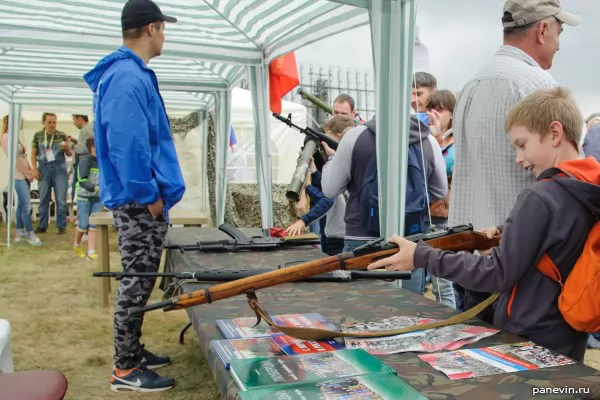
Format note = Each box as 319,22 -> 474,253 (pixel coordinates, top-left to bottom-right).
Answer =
537,167 -> 575,181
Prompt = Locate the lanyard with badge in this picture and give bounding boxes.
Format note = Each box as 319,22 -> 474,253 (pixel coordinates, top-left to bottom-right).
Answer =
44,129 -> 56,162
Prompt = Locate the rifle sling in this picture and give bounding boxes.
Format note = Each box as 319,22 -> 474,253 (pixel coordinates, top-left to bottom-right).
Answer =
245,290 -> 499,341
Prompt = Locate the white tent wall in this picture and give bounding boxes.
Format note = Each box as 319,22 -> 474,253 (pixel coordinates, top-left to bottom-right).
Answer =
170,121 -> 206,215
227,88 -> 307,185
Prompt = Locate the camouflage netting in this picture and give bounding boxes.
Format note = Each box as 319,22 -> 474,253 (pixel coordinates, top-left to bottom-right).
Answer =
169,112 -> 199,139
204,113 -> 298,229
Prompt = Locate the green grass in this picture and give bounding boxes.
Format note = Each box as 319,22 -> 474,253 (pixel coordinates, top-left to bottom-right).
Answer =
0,223 -> 220,400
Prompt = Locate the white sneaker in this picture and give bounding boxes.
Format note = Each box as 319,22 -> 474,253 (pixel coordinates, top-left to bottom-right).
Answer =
15,229 -> 27,243
27,233 -> 43,246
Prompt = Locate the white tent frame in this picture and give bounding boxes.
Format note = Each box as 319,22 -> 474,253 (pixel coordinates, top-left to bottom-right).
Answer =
2,0 -> 416,254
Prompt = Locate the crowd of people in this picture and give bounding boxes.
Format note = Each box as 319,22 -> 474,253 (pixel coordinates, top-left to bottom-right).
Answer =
1,112 -> 99,259
286,0 -> 599,368
2,0 -> 599,394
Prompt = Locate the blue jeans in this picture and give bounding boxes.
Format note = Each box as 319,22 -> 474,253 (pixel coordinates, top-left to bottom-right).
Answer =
77,199 -> 102,231
14,179 -> 33,232
431,276 -> 457,308
38,163 -> 68,230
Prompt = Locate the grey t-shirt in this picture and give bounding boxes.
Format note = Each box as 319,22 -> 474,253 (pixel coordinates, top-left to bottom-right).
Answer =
74,123 -> 94,158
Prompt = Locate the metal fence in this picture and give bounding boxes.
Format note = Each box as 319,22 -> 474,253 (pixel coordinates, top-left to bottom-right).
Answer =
285,64 -> 375,128
240,63 -> 375,129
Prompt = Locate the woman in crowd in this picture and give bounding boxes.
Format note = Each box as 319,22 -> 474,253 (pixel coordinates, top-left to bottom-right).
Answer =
426,90 -> 457,308
1,115 -> 42,246
427,89 -> 456,227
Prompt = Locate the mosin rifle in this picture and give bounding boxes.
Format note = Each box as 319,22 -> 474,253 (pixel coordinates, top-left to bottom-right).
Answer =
93,269 -> 412,299
165,222 -> 320,253
129,224 -> 502,340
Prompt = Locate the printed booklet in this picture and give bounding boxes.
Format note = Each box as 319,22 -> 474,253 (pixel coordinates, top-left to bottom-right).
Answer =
229,348 -> 396,391
211,334 -> 344,369
342,316 -> 498,354
419,341 -> 576,380
216,313 -> 339,339
238,373 -> 428,400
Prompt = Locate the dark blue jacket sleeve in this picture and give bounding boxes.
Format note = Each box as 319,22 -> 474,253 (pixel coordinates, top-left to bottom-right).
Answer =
311,170 -> 322,190
300,184 -> 334,225
100,74 -> 160,205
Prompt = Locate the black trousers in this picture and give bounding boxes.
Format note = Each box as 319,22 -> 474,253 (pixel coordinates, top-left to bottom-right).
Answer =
323,237 -> 345,256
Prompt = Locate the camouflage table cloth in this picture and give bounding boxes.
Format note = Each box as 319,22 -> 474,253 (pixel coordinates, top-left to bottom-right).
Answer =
164,228 -> 600,400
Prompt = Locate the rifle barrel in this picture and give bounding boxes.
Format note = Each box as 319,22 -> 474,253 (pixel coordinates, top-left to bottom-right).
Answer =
128,225 -> 501,316
129,299 -> 174,315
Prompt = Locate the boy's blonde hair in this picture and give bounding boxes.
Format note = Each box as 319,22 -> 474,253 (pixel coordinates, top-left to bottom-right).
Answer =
323,115 -> 356,136
505,87 -> 582,148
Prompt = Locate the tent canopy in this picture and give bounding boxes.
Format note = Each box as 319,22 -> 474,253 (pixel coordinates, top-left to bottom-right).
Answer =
0,0 -> 371,130
0,0 -> 370,102
2,0 -> 417,254
0,0 -> 370,64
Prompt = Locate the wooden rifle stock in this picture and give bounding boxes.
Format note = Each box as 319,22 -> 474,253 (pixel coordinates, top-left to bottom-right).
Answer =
129,225 -> 501,317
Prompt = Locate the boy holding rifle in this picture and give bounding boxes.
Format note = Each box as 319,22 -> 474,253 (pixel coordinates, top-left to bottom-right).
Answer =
369,87 -> 595,362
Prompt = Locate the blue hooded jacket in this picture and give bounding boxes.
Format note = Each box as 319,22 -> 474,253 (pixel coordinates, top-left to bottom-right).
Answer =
83,46 -> 185,213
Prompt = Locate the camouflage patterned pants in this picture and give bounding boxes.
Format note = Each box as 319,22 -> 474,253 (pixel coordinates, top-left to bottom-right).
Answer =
112,203 -> 168,369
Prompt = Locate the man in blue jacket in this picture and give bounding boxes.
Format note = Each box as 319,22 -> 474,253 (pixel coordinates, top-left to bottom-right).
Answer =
83,0 -> 185,393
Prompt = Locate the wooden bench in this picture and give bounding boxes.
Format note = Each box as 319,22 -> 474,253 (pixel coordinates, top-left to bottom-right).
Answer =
90,210 -> 211,307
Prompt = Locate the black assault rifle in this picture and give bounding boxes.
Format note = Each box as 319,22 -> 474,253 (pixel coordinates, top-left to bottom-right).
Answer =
272,112 -> 339,150
165,222 -> 320,253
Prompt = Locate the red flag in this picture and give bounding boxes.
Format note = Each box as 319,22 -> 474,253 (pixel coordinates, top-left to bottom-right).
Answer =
269,52 -> 299,114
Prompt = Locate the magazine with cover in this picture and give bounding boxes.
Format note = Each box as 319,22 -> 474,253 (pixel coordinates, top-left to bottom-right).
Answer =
419,341 -> 577,380
211,335 -> 345,369
238,373 -> 428,400
216,313 -> 339,339
229,348 -> 397,391
343,316 -> 499,354
341,315 -> 434,334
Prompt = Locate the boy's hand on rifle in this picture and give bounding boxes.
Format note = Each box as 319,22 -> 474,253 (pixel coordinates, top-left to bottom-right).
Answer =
367,235 -> 416,272
478,226 -> 501,239
477,226 -> 501,256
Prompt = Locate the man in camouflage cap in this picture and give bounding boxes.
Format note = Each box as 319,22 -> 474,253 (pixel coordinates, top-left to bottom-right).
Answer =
502,0 -> 579,29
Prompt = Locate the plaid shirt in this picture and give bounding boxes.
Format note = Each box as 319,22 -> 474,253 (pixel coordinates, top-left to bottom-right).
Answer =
448,45 -> 557,229
31,129 -> 68,164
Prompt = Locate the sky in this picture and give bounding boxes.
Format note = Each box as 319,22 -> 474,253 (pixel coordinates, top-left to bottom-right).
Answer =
295,0 -> 600,119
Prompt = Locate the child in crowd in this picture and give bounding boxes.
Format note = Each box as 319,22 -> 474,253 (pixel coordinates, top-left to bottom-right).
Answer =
286,115 -> 356,255
368,87 -> 595,362
74,137 -> 101,260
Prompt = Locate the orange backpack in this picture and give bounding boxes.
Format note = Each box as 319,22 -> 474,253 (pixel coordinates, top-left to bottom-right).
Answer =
536,165 -> 600,333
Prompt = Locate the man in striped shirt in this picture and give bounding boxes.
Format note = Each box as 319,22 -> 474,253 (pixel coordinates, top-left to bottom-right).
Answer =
448,0 -> 579,316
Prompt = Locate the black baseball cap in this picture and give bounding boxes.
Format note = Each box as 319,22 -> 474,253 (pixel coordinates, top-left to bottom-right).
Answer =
121,0 -> 177,30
